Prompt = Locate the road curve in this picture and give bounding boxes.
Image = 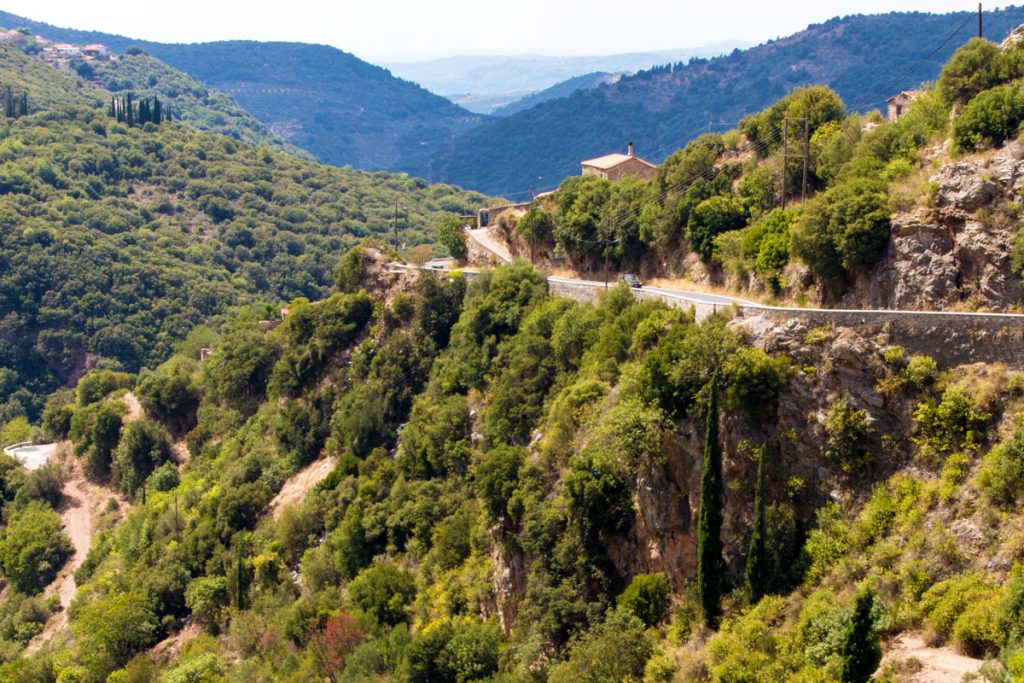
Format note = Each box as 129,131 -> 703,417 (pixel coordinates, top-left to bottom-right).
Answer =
412,263 -> 1024,320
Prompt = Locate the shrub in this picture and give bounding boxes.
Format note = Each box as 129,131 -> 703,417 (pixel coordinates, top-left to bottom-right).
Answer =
791,178 -> 891,292
919,573 -> 1002,655
147,461 -> 179,493
687,195 -> 747,260
475,445 -> 525,522
617,573 -> 672,627
76,369 -> 134,406
978,429 -> 1024,507
822,396 -> 874,473
72,591 -> 158,678
112,420 -> 172,497
437,214 -> 467,259
333,245 -> 367,293
547,609 -> 653,683
913,385 -> 990,460
397,394 -> 471,478
839,589 -> 882,683
185,575 -> 229,630
938,38 -> 1002,105
953,83 -> 1024,151
348,563 -> 416,628
0,501 -> 72,594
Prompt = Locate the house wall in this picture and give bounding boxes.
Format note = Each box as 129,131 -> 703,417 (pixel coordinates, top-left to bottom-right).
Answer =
582,158 -> 657,181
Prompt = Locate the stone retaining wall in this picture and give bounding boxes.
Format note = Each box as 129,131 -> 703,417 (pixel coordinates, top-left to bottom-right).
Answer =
464,271 -> 1024,368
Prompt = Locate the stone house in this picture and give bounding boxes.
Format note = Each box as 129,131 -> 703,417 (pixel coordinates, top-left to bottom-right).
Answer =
886,91 -> 925,123
581,142 -> 657,181
81,44 -> 109,60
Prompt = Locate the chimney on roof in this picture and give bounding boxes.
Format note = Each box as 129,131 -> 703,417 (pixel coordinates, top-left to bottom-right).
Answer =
627,142 -> 634,157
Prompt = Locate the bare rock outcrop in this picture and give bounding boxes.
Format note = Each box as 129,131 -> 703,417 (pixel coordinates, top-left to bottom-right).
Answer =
845,152 -> 1024,311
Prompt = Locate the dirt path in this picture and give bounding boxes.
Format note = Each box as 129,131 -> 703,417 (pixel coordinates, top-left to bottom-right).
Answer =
24,456 -> 127,654
881,633 -> 984,682
268,456 -> 337,521
121,391 -> 143,423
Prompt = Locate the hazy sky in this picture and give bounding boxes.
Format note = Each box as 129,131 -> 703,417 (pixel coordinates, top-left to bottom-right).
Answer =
1,0 -> 996,61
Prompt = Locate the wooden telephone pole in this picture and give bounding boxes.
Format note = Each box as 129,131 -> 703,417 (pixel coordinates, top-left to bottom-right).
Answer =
781,115 -> 810,208
392,197 -> 400,251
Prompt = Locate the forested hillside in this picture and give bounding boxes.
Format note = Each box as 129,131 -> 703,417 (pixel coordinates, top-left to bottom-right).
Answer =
491,72 -> 619,117
0,96 -> 486,427
0,11 -> 486,171
83,52 -> 313,159
419,7 -> 1024,194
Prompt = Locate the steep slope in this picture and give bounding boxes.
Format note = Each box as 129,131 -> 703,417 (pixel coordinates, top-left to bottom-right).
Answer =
0,43 -> 101,110
84,52 -> 313,159
492,71 -> 620,117
419,8 -> 1024,194
0,11 -> 486,171
0,84 -> 486,424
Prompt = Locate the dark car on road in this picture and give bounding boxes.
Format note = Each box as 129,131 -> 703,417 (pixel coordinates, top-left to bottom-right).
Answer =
621,274 -> 643,288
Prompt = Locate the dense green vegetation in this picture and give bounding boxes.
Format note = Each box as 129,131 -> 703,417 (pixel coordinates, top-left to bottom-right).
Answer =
7,10 -> 1024,683
418,8 -> 1024,194
0,95 -> 485,424
0,11 -> 485,172
83,52 -> 312,159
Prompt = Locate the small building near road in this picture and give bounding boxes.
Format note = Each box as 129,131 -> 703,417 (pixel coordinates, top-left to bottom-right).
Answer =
581,142 -> 657,181
886,91 -> 925,123
82,44 -> 109,60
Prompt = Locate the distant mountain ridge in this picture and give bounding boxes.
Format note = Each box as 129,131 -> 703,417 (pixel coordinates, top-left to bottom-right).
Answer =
492,72 -> 621,117
411,7 -> 1024,195
0,11 -> 484,171
381,45 -> 751,96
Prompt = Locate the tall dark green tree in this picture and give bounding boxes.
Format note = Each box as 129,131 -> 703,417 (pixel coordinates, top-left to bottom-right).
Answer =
839,588 -> 882,683
745,447 -> 768,602
696,372 -> 724,627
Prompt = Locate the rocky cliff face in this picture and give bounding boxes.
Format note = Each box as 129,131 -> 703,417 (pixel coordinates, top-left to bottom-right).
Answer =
844,145 -> 1024,311
601,316 -> 927,591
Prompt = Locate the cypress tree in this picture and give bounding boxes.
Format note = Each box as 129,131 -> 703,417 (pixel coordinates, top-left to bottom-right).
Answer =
126,94 -> 134,126
840,588 -> 882,683
3,85 -> 12,118
152,96 -> 161,124
696,371 -> 724,627
745,447 -> 768,602
17,92 -> 26,117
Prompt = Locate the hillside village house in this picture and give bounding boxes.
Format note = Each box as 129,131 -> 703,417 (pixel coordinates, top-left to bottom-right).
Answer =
581,142 -> 657,181
47,43 -> 81,58
82,44 -> 109,59
887,90 -> 925,122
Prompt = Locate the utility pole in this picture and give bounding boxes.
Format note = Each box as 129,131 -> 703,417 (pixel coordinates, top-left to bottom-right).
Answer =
528,185 -> 537,265
603,215 -> 611,291
802,116 -> 810,202
781,117 -> 789,210
392,197 -> 400,252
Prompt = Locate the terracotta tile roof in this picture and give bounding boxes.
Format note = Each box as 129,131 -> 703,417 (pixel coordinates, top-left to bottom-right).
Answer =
581,153 -> 656,170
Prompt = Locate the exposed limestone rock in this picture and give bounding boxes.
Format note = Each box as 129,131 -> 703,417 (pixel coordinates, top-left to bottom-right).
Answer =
931,162 -> 997,212
844,154 -> 1023,311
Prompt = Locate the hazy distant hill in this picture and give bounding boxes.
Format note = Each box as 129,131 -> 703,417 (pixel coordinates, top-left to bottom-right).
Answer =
0,11 -> 485,171
84,52 -> 313,159
381,45 -> 749,97
415,8 -> 1024,195
492,72 -> 620,117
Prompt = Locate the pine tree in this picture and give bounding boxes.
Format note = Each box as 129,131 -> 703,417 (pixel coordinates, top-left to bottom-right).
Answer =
840,588 -> 882,683
696,371 -> 724,627
745,447 -> 768,602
